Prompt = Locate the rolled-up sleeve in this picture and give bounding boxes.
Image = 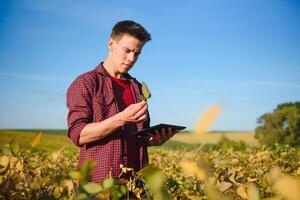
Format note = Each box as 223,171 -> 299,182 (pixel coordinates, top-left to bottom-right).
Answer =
66,76 -> 93,147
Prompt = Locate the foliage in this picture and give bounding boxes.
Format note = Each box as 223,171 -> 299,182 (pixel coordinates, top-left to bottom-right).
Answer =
255,102 -> 300,147
0,134 -> 78,200
149,143 -> 300,200
0,132 -> 167,200
1,131 -> 300,200
216,135 -> 248,151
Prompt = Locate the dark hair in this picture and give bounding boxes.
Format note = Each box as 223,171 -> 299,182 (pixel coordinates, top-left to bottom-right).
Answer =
111,20 -> 151,43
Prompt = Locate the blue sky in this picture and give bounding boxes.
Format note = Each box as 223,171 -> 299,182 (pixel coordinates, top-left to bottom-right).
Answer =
0,0 -> 299,130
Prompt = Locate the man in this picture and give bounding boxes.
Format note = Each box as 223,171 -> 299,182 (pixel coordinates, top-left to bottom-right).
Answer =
66,20 -> 174,183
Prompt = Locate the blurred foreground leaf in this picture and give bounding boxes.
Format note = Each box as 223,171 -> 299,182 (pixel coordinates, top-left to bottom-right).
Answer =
172,104 -> 222,144
139,165 -> 167,200
179,160 -> 207,181
83,182 -> 103,194
80,160 -> 96,182
0,155 -> 9,175
194,104 -> 222,134
29,131 -> 43,148
274,176 -> 300,200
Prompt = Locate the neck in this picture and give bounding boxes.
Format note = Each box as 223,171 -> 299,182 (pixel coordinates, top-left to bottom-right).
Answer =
103,58 -> 124,79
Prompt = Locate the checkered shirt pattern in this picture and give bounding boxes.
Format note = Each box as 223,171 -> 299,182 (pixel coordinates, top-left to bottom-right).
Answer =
66,63 -> 150,183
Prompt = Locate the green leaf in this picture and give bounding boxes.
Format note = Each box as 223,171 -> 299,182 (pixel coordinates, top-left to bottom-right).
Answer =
102,178 -> 115,190
83,182 -> 103,194
77,193 -> 88,200
141,81 -> 151,100
80,160 -> 96,182
9,138 -> 20,155
142,165 -> 164,194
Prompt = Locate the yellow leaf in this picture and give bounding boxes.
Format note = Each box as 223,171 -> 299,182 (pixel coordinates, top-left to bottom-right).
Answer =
63,180 -> 74,194
194,105 -> 222,134
218,181 -> 232,193
229,174 -> 239,185
15,160 -> 23,172
264,167 -> 282,186
121,166 -> 133,174
263,197 -> 282,200
248,183 -> 260,200
204,177 -> 232,200
236,185 -> 248,199
69,171 -> 81,180
297,167 -> 300,175
50,146 -> 65,162
0,156 -> 10,174
247,177 -> 258,183
29,131 -> 43,148
171,105 -> 222,144
133,187 -> 142,198
9,156 -> 18,166
179,160 -> 207,181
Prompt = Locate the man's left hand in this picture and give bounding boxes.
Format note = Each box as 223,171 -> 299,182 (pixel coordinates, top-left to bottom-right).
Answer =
147,128 -> 175,146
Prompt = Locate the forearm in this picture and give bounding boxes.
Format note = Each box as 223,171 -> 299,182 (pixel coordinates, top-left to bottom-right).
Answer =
78,101 -> 148,146
79,113 -> 125,146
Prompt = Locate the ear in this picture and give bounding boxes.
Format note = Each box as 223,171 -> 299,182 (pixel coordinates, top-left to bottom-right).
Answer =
108,38 -> 115,52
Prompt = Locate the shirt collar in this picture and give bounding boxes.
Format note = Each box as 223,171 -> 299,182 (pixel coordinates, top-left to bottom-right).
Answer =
95,62 -> 136,80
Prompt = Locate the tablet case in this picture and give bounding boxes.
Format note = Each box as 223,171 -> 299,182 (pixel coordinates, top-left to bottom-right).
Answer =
130,123 -> 186,137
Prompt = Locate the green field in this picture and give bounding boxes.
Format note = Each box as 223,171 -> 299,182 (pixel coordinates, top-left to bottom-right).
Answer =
0,129 -> 77,152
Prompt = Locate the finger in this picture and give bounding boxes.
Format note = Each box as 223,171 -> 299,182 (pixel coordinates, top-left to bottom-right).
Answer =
136,100 -> 147,108
167,128 -> 173,138
129,101 -> 147,114
161,128 -> 166,138
133,104 -> 148,120
154,130 -> 162,141
155,129 -> 160,135
136,114 -> 147,123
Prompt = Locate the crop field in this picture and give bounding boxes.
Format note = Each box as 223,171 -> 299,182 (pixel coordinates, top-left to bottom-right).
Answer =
1,129 -> 300,200
170,131 -> 257,146
0,130 -> 76,152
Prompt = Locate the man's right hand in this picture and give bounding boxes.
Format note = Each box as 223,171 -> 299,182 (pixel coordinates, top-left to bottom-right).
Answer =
118,101 -> 148,125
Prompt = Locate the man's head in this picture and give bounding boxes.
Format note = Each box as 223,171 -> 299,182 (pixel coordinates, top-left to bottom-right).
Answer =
110,20 -> 151,44
106,20 -> 151,78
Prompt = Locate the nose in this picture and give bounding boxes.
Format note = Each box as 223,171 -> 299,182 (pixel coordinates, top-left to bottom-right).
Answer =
127,52 -> 136,63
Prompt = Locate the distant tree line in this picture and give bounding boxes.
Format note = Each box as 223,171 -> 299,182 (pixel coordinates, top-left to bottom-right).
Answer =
255,102 -> 300,147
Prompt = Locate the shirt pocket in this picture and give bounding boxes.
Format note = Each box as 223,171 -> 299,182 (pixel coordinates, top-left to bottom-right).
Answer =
93,94 -> 116,121
97,93 -> 114,105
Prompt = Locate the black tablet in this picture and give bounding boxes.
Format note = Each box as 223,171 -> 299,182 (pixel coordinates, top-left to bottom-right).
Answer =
130,123 -> 186,138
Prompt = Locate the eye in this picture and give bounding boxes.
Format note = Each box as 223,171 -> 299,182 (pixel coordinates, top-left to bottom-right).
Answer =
134,52 -> 141,57
123,48 -> 131,53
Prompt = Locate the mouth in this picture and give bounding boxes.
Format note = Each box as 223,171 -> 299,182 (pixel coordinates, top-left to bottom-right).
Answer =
122,63 -> 132,68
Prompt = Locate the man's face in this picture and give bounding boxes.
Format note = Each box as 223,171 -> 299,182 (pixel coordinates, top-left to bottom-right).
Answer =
109,34 -> 144,75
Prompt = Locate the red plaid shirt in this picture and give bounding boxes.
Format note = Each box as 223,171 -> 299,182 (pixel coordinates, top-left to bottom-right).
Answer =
66,63 -> 150,183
